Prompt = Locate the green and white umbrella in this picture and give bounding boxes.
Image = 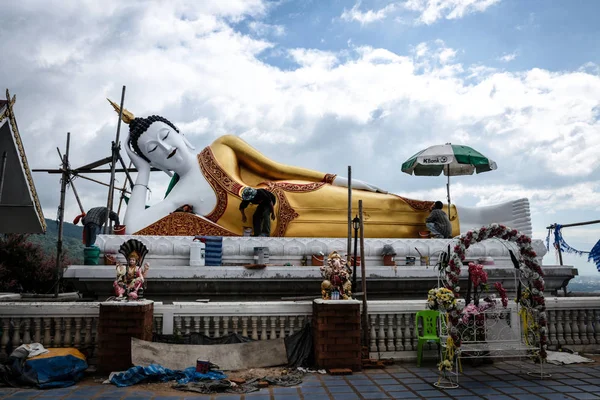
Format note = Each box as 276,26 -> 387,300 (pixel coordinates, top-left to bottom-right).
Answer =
401,143 -> 497,219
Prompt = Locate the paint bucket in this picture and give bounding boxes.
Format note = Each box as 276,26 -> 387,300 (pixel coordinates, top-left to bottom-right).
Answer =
420,256 -> 430,266
83,246 -> 100,265
190,240 -> 206,267
113,225 -> 126,235
383,254 -> 396,266
253,247 -> 269,264
104,254 -> 117,265
311,255 -> 324,266
196,360 -> 211,374
243,227 -> 253,237
349,256 -> 361,266
405,256 -> 416,266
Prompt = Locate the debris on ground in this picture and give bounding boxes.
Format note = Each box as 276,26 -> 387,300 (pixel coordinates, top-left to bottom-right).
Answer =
172,369 -> 304,394
107,364 -> 226,388
328,368 -> 352,375
362,358 -> 386,369
547,351 -> 594,365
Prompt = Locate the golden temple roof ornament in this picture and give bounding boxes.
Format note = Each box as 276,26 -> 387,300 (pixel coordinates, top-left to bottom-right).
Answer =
107,98 -> 135,124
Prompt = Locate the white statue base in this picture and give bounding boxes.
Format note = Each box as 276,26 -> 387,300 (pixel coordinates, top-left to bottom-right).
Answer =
64,235 -> 577,301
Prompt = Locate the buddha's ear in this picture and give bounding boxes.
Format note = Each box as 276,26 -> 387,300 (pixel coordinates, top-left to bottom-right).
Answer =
182,135 -> 196,151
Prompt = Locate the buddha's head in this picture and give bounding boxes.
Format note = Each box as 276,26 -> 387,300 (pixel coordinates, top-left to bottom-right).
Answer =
108,99 -> 195,173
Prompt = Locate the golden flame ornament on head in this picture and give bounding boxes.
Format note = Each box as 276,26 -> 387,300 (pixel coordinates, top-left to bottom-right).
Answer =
107,98 -> 135,124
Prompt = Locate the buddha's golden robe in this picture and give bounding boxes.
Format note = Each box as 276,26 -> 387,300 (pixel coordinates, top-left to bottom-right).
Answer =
175,135 -> 459,238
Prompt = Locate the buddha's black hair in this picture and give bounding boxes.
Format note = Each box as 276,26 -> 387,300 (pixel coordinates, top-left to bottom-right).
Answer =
128,115 -> 180,163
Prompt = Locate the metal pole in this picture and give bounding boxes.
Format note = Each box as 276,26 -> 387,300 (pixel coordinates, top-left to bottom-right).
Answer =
557,246 -> 564,266
347,165 -> 352,261
33,167 -> 158,174
117,154 -> 135,188
359,200 -> 369,352
446,164 -> 451,220
76,174 -> 130,193
57,148 -> 84,214
55,133 -> 70,298
117,161 -> 133,216
67,176 -> 85,214
104,85 -> 126,233
545,221 -> 600,266
352,217 -> 358,293
547,220 -> 600,229
0,151 -> 7,203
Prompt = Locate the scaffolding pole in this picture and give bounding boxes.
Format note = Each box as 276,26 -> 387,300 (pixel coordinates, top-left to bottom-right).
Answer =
104,85 -> 126,233
55,133 -> 70,298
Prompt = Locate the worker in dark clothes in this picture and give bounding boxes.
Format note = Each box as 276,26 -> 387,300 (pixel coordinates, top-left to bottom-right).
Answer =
80,207 -> 120,247
239,187 -> 276,237
425,201 -> 452,238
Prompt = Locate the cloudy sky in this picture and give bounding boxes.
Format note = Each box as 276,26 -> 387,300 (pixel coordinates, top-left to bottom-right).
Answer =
1,0 -> 599,274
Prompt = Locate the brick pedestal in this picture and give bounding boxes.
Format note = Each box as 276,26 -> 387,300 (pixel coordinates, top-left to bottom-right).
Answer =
313,299 -> 361,372
97,300 -> 154,373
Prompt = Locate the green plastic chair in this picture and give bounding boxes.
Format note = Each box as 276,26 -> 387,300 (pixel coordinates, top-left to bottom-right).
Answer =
415,310 -> 441,367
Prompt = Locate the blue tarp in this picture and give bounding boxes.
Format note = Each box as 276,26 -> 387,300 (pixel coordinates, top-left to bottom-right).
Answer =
109,364 -> 226,388
7,348 -> 88,389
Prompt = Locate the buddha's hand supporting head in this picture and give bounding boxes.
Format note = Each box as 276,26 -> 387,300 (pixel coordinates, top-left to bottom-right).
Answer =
124,137 -> 151,175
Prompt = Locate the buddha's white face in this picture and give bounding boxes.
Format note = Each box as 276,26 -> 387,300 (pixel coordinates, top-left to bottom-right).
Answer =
137,121 -> 188,171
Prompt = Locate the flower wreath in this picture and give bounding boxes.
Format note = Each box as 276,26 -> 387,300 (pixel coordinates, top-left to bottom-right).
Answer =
442,223 -> 547,360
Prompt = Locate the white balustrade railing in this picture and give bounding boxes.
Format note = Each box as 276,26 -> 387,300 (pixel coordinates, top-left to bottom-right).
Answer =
156,302 -> 312,341
2,298 -> 600,360
0,303 -> 100,359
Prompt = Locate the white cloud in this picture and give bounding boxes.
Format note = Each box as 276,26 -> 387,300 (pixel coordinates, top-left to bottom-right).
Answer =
248,21 -> 285,37
404,0 -> 501,24
340,0 -> 499,25
499,52 -> 517,62
288,48 -> 339,68
412,40 -> 459,67
579,62 -> 600,76
340,2 -> 398,25
1,0 -> 599,245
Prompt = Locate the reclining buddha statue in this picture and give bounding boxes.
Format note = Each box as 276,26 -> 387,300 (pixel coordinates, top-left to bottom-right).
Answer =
109,100 -> 531,238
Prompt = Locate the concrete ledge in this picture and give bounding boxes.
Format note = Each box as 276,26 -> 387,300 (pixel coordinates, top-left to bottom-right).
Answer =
63,264 -> 577,301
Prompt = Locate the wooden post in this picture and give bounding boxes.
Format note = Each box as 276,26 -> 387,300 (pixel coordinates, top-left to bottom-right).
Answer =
104,85 -> 126,233
55,133 -> 70,298
359,200 -> 369,351
0,151 -> 7,202
347,165 -> 352,261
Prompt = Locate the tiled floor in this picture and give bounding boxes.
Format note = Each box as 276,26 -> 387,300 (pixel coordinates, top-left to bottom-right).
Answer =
1,360 -> 599,399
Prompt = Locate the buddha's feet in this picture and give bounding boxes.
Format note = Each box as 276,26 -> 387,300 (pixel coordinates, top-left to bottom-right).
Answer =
456,198 -> 532,237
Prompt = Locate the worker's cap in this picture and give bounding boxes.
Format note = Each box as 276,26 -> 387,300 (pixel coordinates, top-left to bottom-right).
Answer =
241,187 -> 257,201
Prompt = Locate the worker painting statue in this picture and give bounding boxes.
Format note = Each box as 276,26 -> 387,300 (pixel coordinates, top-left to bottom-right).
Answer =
109,100 -> 529,238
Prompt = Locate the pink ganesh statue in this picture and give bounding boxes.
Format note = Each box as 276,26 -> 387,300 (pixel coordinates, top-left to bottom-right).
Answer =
320,251 -> 353,300
113,239 -> 150,300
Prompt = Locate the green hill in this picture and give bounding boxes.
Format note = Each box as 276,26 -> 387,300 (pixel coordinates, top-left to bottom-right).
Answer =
26,219 -> 85,264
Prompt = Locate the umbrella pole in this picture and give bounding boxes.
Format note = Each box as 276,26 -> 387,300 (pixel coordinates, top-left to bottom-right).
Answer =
446,164 -> 451,220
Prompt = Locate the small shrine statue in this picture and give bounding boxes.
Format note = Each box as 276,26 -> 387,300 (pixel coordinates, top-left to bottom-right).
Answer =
320,251 -> 353,300
113,239 -> 150,300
